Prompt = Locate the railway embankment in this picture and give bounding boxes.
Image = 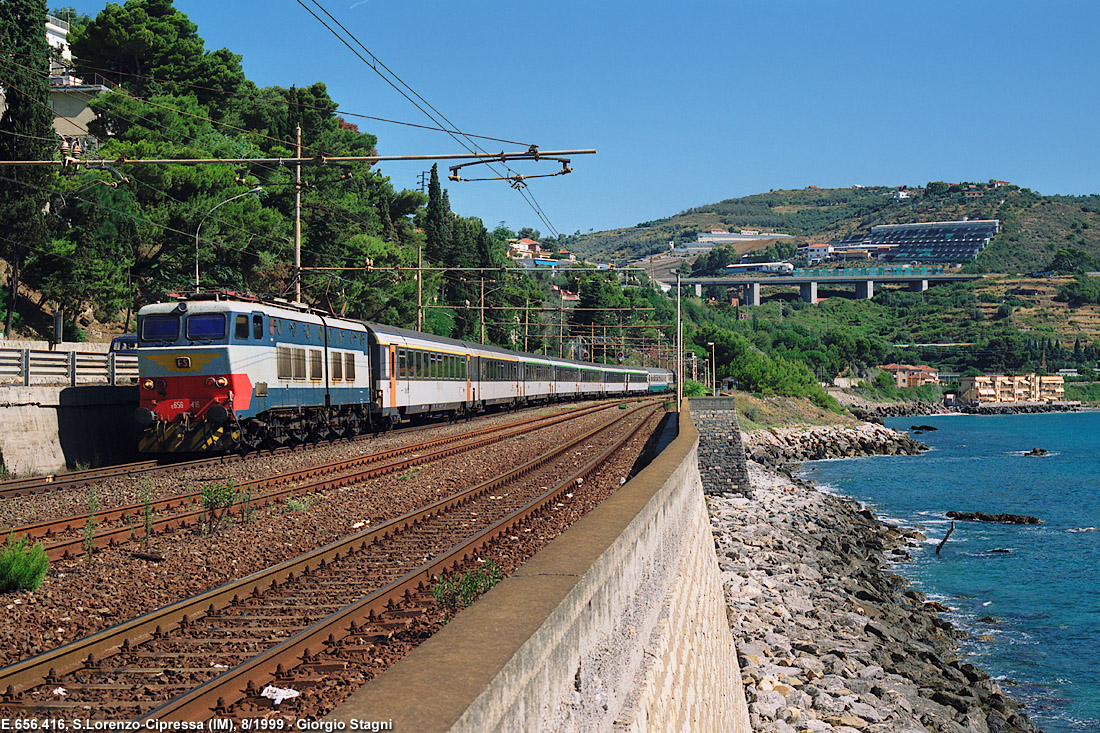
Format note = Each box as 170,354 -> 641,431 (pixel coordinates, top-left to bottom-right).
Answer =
331,401 -> 751,731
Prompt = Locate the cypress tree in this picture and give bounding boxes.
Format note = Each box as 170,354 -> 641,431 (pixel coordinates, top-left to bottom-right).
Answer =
0,0 -> 55,336
423,163 -> 446,262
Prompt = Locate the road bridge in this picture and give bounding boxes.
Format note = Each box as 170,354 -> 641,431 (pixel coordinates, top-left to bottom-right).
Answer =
665,268 -> 980,305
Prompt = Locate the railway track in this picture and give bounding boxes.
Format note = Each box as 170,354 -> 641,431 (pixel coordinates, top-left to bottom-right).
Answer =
0,400 -> 661,721
0,461 -> 161,500
0,399 -> 610,503
5,400 -> 627,559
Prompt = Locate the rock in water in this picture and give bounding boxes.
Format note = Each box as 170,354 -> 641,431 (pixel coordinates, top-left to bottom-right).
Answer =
946,511 -> 1042,524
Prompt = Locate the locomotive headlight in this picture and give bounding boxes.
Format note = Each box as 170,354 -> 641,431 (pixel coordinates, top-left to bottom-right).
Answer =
215,376 -> 228,388
142,379 -> 155,390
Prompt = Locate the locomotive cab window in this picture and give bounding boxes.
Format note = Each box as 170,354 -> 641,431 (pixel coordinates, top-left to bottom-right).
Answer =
253,315 -> 263,340
235,315 -> 249,340
140,315 -> 179,342
186,313 -> 226,340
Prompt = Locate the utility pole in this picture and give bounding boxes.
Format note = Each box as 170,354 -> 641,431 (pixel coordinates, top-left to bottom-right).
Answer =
294,125 -> 302,304
416,244 -> 423,331
480,278 -> 486,344
418,170 -> 429,193
558,298 -> 564,358
523,297 -> 530,352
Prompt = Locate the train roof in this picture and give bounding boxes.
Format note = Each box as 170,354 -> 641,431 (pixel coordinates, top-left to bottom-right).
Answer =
137,292 -> 671,374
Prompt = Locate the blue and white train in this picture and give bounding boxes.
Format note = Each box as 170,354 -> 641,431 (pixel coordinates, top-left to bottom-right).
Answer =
134,291 -> 674,453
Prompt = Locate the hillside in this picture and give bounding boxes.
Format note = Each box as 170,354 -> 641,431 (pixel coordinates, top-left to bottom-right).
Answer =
564,183 -> 1100,273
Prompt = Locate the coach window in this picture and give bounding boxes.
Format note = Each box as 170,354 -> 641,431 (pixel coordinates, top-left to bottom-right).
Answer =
292,348 -> 306,380
235,315 -> 249,340
331,351 -> 343,381
309,349 -> 323,381
397,349 -> 406,378
253,314 -> 264,340
345,353 -> 355,381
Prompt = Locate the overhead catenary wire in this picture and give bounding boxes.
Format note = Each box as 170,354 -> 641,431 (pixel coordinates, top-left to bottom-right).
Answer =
295,0 -> 564,237
0,69 -> 300,262
4,51 -> 535,149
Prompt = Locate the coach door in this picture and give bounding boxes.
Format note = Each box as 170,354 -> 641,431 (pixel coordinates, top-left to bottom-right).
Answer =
397,347 -> 410,405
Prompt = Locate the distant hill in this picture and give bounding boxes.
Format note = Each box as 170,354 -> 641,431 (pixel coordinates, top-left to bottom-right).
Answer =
563,183 -> 1100,273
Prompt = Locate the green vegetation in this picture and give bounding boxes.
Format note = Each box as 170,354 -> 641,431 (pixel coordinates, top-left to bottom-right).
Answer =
431,560 -> 504,621
138,479 -> 154,542
82,485 -> 99,559
283,495 -> 317,513
200,480 -> 236,532
0,1 -> 604,349
1065,383 -> 1100,403
733,393 -> 856,432
851,376 -> 947,404
566,184 -> 1100,277
0,532 -> 49,592
682,379 -> 709,397
1059,276 -> 1100,306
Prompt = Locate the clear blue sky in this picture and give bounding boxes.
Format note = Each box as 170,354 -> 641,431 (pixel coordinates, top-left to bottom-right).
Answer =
61,0 -> 1100,239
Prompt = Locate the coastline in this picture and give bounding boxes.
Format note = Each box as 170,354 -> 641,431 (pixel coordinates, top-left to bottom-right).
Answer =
713,423 -> 1039,732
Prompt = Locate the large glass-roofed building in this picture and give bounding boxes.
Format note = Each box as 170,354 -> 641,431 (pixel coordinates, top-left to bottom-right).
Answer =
863,220 -> 1000,263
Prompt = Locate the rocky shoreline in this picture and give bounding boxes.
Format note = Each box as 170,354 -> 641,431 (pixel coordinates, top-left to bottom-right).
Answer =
744,422 -> 928,475
849,400 -> 1083,420
710,460 -> 1038,732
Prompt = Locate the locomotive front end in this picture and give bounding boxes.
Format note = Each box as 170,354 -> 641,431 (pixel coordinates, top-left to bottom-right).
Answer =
134,300 -> 251,452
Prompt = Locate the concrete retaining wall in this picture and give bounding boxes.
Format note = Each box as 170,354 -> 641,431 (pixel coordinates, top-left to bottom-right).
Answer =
0,385 -> 139,475
331,402 -> 750,731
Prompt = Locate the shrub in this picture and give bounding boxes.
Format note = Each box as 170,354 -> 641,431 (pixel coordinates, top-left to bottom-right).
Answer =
432,561 -> 503,620
0,532 -> 49,592
201,480 -> 236,532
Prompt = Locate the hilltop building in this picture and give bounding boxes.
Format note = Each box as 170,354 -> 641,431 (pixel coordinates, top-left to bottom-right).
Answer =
830,219 -> 1000,264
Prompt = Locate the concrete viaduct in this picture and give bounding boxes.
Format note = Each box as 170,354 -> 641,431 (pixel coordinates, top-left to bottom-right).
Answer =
666,270 -> 980,305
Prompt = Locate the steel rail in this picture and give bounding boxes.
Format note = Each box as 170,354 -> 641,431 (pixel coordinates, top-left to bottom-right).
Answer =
5,401 -> 616,545
0,402 -> 654,707
144,403 -> 659,721
0,460 -> 159,499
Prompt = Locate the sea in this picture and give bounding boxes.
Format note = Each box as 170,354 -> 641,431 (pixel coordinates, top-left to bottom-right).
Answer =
798,411 -> 1100,732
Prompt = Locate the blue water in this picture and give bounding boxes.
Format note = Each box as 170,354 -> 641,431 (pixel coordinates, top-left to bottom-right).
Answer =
798,412 -> 1100,732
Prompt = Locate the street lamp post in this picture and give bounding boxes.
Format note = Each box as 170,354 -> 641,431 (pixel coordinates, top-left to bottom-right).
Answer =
707,341 -> 716,396
194,187 -> 262,287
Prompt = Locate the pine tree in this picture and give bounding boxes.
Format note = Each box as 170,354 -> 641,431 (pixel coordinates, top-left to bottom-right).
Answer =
0,0 -> 55,336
